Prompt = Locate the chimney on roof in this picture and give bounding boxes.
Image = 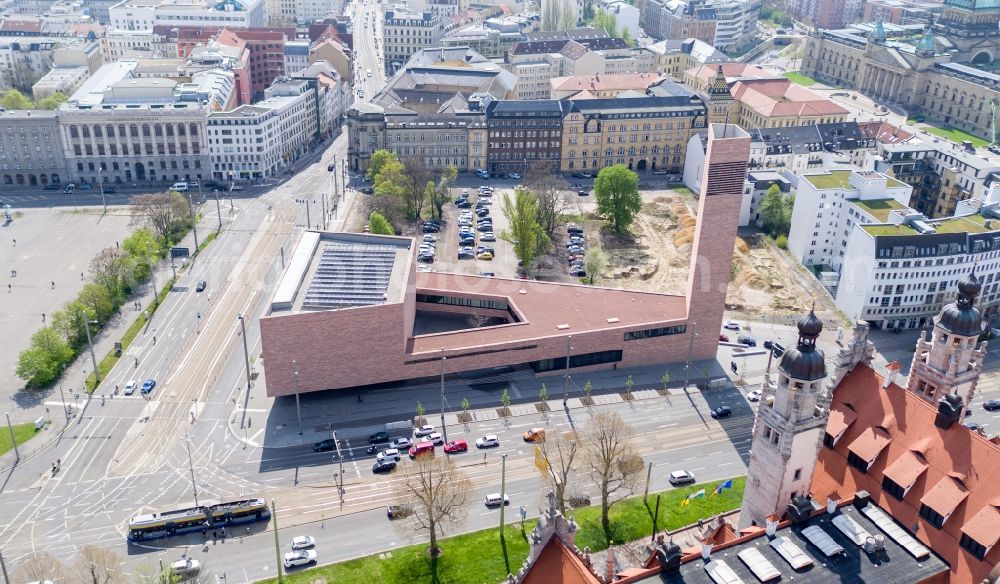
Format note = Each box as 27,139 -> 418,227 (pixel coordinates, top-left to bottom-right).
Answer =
701,543 -> 713,560
786,496 -> 813,524
935,392 -> 964,430
764,518 -> 779,537
852,490 -> 872,510
883,361 -> 901,388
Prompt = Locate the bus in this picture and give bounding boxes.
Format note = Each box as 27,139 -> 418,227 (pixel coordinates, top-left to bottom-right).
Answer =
127,498 -> 270,542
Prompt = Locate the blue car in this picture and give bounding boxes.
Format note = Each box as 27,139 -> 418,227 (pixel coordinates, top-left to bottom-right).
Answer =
141,379 -> 157,394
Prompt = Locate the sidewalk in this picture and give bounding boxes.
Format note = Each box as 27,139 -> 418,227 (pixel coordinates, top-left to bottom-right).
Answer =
0,207 -> 232,472
233,357 -> 729,449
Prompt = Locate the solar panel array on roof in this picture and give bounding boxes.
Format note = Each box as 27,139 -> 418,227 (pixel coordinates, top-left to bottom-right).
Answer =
736,548 -> 781,582
861,504 -> 931,560
801,525 -> 846,557
302,243 -> 396,310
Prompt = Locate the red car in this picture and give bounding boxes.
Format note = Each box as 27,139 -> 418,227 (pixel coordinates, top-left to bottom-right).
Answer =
444,439 -> 468,454
719,334 -> 729,342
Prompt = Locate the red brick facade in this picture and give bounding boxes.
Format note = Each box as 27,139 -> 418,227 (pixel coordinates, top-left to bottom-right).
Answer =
260,124 -> 750,396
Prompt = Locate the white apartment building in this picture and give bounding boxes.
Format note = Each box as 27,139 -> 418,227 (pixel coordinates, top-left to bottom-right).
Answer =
0,38 -> 101,91
57,61 -> 213,185
267,0 -> 296,24
32,66 -> 89,99
711,0 -> 760,52
207,79 -> 317,179
786,167 -> 912,273
382,8 -> 442,69
293,0 -> 338,22
599,0 -> 639,40
104,29 -> 157,61
835,199 -> 1000,330
284,40 -> 310,75
109,0 -> 268,31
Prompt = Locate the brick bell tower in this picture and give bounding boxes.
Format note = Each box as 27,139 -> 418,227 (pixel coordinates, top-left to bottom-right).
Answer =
686,123 -> 750,360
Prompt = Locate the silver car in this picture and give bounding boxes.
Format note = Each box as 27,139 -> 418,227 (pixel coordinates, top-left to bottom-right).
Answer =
283,549 -> 317,568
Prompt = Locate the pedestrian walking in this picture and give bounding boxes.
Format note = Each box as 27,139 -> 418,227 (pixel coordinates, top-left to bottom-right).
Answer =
11,238 -> 15,246
51,281 -> 55,289
80,272 -> 84,280
42,313 -> 45,322
7,284 -> 10,293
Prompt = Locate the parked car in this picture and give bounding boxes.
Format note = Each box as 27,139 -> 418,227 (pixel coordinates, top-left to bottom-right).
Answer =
328,164 -> 335,171
723,320 -> 740,330
123,380 -> 138,396
982,399 -> 1000,411
455,199 -> 471,208
477,251 -> 494,260
373,460 -> 397,474
509,173 -> 521,180
361,186 -> 375,194
103,186 -> 116,193
571,173 -> 586,178
711,405 -> 733,419
313,439 -> 337,452
577,190 -> 589,197
477,224 -> 493,233
195,280 -> 207,292
369,431 -> 389,443
386,504 -> 413,519
390,437 -> 412,449
480,232 -> 496,242
421,224 -> 440,234
417,253 -> 435,263
747,390 -> 762,402
427,432 -> 444,446
737,336 -> 756,347
141,379 -> 156,394
458,248 -> 475,260
63,184 -> 76,193
444,439 -> 468,453
476,434 -> 500,448
668,470 -> 696,486
291,536 -> 315,550
570,267 -> 587,277
652,169 -> 668,175
170,559 -> 201,579
422,235 -> 438,243
479,272 -> 495,277
409,441 -> 435,458
719,334 -> 729,342
965,422 -> 981,431
377,448 -> 401,462
523,428 -> 546,442
78,183 -> 92,191
283,550 -> 317,569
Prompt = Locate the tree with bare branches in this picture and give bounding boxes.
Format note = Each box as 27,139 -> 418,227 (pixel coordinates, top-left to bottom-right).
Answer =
76,544 -> 126,584
524,159 -> 571,243
583,412 -> 644,532
12,552 -> 68,583
429,165 -> 458,220
91,246 -> 133,301
130,192 -> 189,248
537,430 -> 581,515
393,455 -> 472,557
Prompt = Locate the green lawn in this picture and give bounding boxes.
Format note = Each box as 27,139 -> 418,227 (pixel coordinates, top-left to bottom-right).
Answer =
0,422 -> 42,456
782,71 -> 817,86
919,125 -> 989,148
261,476 -> 744,584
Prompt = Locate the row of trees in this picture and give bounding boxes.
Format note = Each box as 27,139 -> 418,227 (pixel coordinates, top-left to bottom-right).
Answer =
16,192 -> 195,387
759,5 -> 793,28
1,88 -> 69,111
366,150 -> 457,228
395,411 -> 642,556
14,546 -> 205,583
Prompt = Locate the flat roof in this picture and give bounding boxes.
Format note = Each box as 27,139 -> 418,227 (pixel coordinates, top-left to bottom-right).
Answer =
803,169 -> 852,189
861,211 -> 997,237
270,232 -> 412,313
849,198 -> 906,222
408,272 -> 687,357
635,504 -> 948,584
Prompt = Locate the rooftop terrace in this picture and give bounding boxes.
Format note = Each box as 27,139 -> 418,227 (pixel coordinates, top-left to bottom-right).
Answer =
849,198 -> 907,222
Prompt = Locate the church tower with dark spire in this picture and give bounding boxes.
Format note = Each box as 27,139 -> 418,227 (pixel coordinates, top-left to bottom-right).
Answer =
739,308 -> 831,529
907,270 -> 988,414
701,65 -> 737,126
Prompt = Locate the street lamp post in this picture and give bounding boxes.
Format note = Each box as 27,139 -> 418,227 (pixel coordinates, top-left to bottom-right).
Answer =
238,314 -> 253,429
439,349 -> 447,444
293,361 -> 302,435
562,335 -> 573,406
213,187 -> 223,232
81,314 -> 100,386
682,322 -> 698,390
270,498 -> 283,584
186,190 -> 200,252
5,412 -> 19,461
99,178 -> 107,214
184,432 -> 199,506
295,199 -> 312,229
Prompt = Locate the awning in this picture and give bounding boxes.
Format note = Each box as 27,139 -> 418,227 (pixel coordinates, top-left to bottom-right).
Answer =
920,477 -> 969,519
961,506 -> 1000,549
847,427 -> 891,464
826,406 -> 857,443
882,451 -> 928,491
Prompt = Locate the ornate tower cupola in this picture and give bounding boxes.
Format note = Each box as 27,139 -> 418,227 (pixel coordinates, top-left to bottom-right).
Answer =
702,65 -> 736,125
868,17 -> 887,44
916,23 -> 936,58
740,308 -> 831,529
907,270 -> 988,413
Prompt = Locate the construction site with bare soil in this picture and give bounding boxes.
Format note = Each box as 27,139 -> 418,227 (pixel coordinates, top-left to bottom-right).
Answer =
577,188 -> 822,321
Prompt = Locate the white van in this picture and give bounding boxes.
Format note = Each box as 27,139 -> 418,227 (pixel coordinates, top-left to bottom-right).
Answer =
171,182 -> 189,191
484,493 -> 509,507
